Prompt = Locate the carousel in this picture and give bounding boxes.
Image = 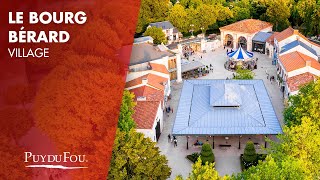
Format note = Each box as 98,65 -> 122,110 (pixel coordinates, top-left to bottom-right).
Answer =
225,46 -> 257,71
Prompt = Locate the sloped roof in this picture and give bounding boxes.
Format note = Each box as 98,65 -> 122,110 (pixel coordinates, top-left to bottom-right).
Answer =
125,74 -> 168,90
280,40 -> 317,56
279,51 -> 320,72
172,80 -> 282,136
134,36 -> 153,44
274,27 -> 295,42
287,73 -> 316,92
252,32 -> 273,42
150,63 -> 169,74
133,101 -> 160,129
219,19 -> 272,34
129,86 -> 164,102
149,21 -> 174,29
275,27 -> 320,48
130,43 -> 175,66
210,83 -> 242,107
181,61 -> 205,73
266,32 -> 280,45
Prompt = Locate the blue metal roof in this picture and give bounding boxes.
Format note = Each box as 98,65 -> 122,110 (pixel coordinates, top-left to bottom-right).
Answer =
172,80 -> 283,136
280,40 -> 317,56
252,32 -> 273,42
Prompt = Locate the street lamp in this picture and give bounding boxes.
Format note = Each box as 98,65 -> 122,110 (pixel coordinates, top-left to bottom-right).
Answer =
200,27 -> 204,37
190,24 -> 194,38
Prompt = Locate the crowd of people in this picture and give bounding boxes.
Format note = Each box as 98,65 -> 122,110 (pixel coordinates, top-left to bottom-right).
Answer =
182,45 -> 195,59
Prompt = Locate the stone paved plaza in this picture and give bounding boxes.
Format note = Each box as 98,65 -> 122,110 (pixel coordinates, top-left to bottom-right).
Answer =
157,46 -> 284,179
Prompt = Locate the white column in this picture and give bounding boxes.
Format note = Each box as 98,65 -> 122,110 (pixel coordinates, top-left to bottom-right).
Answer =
176,53 -> 182,82
233,34 -> 238,49
177,44 -> 183,56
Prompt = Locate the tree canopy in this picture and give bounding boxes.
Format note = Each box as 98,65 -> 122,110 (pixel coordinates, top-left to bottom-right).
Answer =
144,26 -> 168,44
233,68 -> 254,79
108,129 -> 171,180
118,90 -> 136,132
187,158 -> 219,180
284,80 -> 320,127
137,0 -> 320,36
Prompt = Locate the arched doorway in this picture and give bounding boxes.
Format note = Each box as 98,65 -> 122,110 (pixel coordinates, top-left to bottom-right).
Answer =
224,34 -> 233,48
238,36 -> 247,50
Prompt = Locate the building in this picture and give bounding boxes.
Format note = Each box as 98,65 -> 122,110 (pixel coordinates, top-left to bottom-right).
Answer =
273,27 -> 320,63
220,19 -> 273,51
130,86 -> 165,142
172,79 -> 282,149
269,27 -> 320,96
265,32 -> 280,58
278,52 -> 320,96
252,31 -> 273,54
127,38 -> 182,82
148,21 -> 180,44
124,37 -> 183,142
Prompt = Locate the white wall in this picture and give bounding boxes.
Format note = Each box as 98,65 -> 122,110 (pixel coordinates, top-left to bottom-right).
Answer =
280,45 -> 318,60
288,66 -> 320,77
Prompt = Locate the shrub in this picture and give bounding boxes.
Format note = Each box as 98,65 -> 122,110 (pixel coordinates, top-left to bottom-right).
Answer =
200,143 -> 214,164
186,152 -> 200,163
243,141 -> 258,167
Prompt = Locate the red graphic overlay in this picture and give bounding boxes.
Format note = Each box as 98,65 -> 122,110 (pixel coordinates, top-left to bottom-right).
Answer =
0,0 -> 140,179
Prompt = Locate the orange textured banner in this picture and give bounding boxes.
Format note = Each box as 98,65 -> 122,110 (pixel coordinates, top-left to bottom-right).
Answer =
0,0 -> 140,179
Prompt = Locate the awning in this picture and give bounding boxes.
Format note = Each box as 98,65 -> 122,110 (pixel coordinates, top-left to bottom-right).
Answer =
181,61 -> 205,73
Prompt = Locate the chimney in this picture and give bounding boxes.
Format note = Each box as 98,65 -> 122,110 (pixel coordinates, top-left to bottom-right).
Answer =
306,60 -> 311,67
293,29 -> 299,34
137,96 -> 146,101
142,78 -> 148,84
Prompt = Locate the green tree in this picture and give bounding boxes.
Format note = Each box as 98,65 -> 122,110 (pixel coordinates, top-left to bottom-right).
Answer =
168,4 -> 190,33
108,129 -> 171,179
233,68 -> 254,79
268,117 -> 320,179
231,6 -> 251,21
118,90 -> 136,132
233,155 -> 307,180
200,143 -> 215,164
266,0 -> 291,31
144,26 -> 168,44
296,0 -> 318,35
187,158 -> 219,180
243,141 -> 257,163
136,0 -> 170,33
284,80 -> 320,127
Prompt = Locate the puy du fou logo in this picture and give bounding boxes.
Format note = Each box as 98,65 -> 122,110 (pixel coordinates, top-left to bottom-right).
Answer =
25,152 -> 88,169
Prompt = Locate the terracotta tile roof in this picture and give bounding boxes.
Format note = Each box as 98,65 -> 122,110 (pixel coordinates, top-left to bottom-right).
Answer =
133,101 -> 160,129
279,51 -> 320,72
125,74 -> 168,90
130,86 -> 164,102
219,19 -> 272,34
287,72 -> 316,92
275,27 -> 320,47
274,27 -> 295,42
266,32 -> 280,45
150,63 -> 169,74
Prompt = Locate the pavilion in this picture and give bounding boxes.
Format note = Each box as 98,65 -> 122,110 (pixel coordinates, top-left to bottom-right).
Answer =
171,80 -> 283,149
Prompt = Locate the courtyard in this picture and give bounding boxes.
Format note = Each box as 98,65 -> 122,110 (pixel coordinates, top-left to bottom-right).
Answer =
157,46 -> 284,179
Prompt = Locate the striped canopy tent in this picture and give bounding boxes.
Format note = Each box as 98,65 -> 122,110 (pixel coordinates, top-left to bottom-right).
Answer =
227,47 -> 254,61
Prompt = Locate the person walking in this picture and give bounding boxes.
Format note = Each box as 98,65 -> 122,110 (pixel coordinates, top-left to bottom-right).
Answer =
174,139 -> 178,147
168,134 -> 171,142
171,107 -> 173,113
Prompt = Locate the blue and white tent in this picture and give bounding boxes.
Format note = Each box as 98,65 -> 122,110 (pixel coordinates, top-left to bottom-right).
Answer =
227,47 -> 254,61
